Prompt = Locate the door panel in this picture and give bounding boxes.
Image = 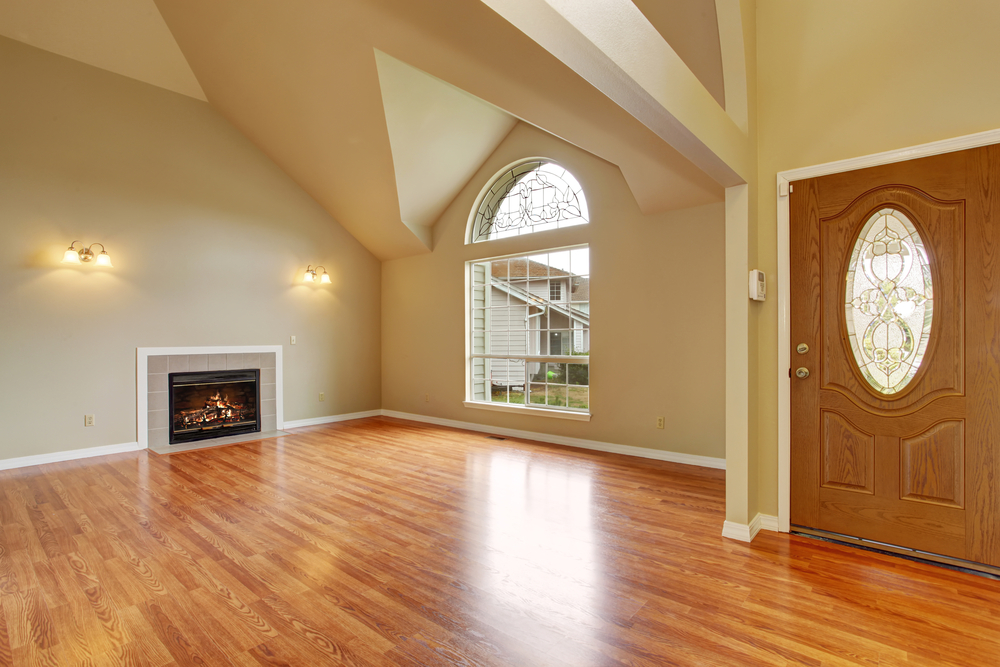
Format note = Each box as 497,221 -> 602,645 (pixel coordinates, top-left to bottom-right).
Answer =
821,411 -> 874,494
791,146 -> 1000,566
900,420 -> 964,508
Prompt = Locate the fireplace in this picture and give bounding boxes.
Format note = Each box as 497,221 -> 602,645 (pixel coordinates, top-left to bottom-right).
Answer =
168,369 -> 261,445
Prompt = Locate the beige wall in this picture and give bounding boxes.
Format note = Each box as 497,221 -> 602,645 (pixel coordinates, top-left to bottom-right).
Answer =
382,122 -> 727,459
0,37 -> 382,461
755,1 -> 1000,515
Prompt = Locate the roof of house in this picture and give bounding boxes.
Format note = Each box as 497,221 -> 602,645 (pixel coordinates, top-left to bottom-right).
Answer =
490,259 -> 571,279
490,259 -> 590,301
490,258 -> 590,301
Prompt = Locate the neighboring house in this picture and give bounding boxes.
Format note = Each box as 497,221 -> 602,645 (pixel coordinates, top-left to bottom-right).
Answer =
485,259 -> 589,389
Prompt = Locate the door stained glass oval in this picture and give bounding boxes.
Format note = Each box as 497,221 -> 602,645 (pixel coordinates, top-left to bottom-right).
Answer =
845,208 -> 933,395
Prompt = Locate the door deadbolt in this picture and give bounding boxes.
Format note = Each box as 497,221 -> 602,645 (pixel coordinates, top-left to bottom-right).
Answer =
796,343 -> 809,354
795,367 -> 810,379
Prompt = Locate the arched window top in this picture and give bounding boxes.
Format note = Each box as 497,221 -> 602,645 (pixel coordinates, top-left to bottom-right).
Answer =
470,160 -> 589,243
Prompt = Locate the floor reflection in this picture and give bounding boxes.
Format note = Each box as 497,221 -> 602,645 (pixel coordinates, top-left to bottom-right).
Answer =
468,448 -> 601,637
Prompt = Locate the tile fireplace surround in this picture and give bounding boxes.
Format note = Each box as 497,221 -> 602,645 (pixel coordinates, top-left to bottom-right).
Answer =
137,346 -> 284,451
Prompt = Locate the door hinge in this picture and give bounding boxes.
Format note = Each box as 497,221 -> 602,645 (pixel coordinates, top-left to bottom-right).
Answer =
788,368 -> 792,378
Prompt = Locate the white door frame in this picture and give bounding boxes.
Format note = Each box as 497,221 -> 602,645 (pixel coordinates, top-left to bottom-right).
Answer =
776,128 -> 1000,532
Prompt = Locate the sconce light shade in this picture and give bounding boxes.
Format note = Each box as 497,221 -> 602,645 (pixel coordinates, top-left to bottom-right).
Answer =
94,250 -> 114,267
62,245 -> 82,264
320,270 -> 331,284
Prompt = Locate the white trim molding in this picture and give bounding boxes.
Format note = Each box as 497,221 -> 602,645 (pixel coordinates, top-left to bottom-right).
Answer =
776,127 -> 1000,534
722,513 -> 779,543
383,410 -> 724,469
283,410 -> 383,429
462,401 -> 591,421
759,514 -> 780,533
136,345 -> 284,449
0,442 -> 141,471
0,408 -> 726,478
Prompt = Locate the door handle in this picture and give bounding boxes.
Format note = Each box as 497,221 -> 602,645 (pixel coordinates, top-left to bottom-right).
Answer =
795,367 -> 810,379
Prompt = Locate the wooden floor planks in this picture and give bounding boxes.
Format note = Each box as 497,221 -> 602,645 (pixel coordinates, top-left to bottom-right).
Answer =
1,416 -> 999,665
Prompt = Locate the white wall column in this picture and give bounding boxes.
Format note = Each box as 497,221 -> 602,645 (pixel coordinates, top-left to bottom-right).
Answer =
723,183 -> 755,541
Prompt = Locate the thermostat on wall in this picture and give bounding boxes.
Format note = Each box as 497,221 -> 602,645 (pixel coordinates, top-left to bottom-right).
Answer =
749,270 -> 766,302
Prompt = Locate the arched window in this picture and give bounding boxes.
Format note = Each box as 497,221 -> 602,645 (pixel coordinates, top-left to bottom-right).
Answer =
469,160 -> 589,243
465,160 -> 590,419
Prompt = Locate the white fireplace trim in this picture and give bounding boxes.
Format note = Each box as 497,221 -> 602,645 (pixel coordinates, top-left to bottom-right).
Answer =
136,345 -> 284,449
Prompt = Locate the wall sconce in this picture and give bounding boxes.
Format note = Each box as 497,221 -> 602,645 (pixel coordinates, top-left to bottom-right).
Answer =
62,241 -> 113,267
303,265 -> 330,284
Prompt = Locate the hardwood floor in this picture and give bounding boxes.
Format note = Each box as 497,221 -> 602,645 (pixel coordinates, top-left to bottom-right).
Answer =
1,417 -> 999,666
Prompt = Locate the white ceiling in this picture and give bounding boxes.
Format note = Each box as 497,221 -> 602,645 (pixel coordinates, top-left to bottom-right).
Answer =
0,0 -> 734,260
0,0 -> 205,101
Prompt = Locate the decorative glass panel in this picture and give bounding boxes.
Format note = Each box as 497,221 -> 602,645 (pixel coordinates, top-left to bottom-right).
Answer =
471,161 -> 588,242
845,208 -> 933,395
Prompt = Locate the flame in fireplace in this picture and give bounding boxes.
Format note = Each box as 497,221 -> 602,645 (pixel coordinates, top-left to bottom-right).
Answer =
175,389 -> 254,431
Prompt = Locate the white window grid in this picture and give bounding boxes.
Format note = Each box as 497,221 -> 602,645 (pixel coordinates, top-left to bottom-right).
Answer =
469,246 -> 589,413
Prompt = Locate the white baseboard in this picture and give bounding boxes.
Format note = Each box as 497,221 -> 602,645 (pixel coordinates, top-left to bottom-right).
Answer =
722,512 -> 780,542
380,410 -> 726,469
0,442 -> 141,471
0,408 -> 726,475
759,513 -> 780,533
283,410 -> 383,429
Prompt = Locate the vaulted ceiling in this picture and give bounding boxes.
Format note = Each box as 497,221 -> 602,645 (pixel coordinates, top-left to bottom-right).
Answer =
0,0 -> 747,260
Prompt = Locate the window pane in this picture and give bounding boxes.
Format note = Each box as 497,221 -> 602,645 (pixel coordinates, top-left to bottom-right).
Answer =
548,250 -> 570,272
471,161 -> 589,243
546,363 -> 568,383
548,331 -> 571,355
490,360 -> 526,405
546,385 -> 569,408
845,208 -> 933,395
570,247 -> 589,275
568,364 -> 589,387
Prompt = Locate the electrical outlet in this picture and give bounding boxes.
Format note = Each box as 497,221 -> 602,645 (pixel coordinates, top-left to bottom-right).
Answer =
319,392 -> 325,402
424,394 -> 430,402
85,414 -> 95,427
290,335 -> 296,345
656,416 -> 664,429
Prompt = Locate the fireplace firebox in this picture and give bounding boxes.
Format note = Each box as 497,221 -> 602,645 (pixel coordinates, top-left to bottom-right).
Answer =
168,370 -> 260,445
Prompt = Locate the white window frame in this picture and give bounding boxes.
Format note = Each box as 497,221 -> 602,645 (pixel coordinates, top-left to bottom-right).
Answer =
464,245 -> 590,421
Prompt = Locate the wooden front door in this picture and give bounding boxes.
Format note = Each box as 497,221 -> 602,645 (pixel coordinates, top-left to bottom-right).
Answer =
790,146 -> 1000,566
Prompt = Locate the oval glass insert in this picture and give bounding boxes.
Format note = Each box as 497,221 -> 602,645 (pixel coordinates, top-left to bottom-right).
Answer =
845,208 -> 933,395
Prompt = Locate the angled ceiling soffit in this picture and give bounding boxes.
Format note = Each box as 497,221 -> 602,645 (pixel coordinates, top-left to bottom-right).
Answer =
375,50 -> 517,236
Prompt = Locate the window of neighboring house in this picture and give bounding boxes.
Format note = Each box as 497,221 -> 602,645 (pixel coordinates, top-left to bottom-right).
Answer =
549,281 -> 562,302
469,160 -> 588,243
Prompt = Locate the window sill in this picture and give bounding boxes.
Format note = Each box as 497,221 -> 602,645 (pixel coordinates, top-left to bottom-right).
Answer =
463,400 -> 591,421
